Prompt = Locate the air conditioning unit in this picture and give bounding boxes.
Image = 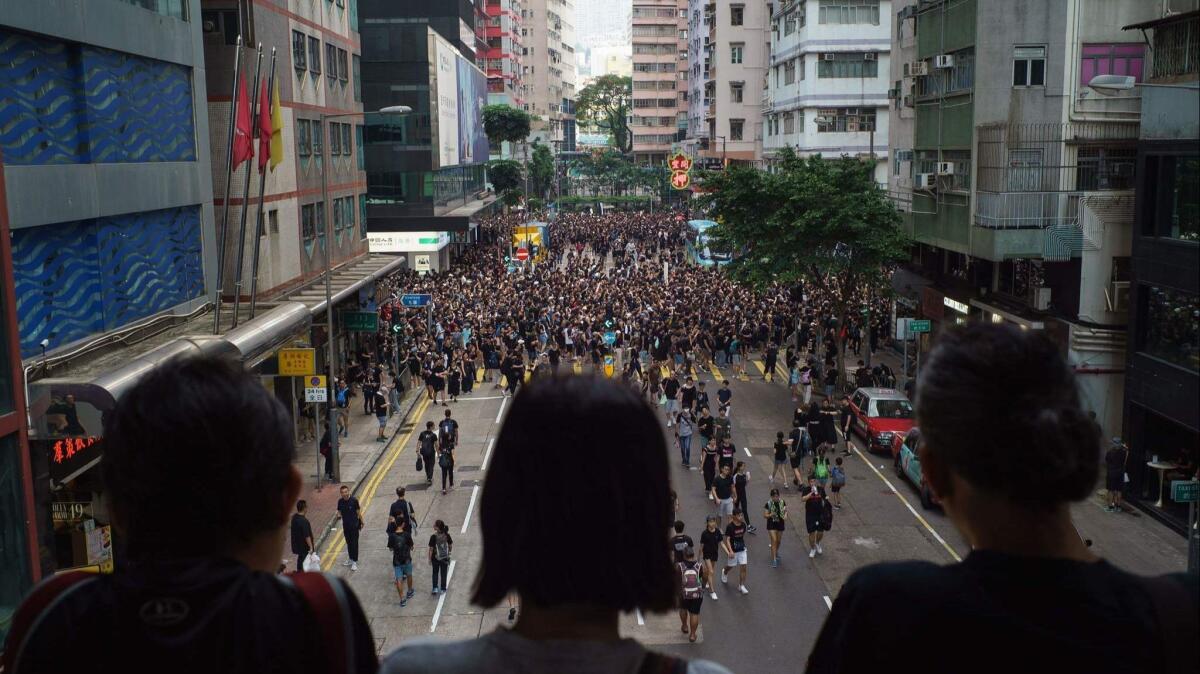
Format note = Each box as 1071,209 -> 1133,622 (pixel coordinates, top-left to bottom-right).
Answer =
908,61 -> 929,76
1105,281 -> 1130,312
823,53 -> 837,61
903,94 -> 913,107
1030,287 -> 1052,311
864,52 -> 877,61
899,5 -> 918,20
915,173 -> 937,189
936,161 -> 954,175
934,54 -> 955,69
887,87 -> 900,99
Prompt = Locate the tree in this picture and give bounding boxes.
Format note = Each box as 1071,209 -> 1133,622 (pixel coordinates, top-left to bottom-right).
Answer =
483,104 -> 532,148
488,159 -> 524,194
576,75 -> 632,153
698,148 -> 909,387
529,141 -> 555,198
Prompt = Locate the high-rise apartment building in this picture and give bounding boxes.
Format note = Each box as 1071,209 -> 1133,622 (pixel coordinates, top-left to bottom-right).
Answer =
485,0 -> 525,110
685,0 -> 770,165
523,0 -> 578,150
764,0 -> 891,183
631,1 -> 689,164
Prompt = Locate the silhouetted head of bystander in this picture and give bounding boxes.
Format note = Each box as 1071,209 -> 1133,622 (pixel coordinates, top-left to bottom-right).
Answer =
474,375 -> 676,613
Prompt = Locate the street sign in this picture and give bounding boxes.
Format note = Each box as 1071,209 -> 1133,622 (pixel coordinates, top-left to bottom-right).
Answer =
400,293 -> 432,307
304,375 -> 328,403
515,248 -> 530,262
415,255 -> 431,272
1172,480 -> 1200,503
603,354 -> 615,378
342,311 -> 378,332
909,319 -> 932,334
603,331 -> 616,346
895,318 -> 911,341
279,348 -> 316,375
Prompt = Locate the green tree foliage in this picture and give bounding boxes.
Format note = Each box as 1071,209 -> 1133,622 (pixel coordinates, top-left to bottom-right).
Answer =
576,75 -> 632,152
698,148 -> 910,385
482,104 -> 532,146
487,159 -> 524,194
529,141 -> 555,198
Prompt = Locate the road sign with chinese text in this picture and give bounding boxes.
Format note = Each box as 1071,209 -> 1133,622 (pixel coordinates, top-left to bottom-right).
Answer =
908,319 -> 932,334
279,348 -> 316,375
342,311 -> 378,332
400,293 -> 432,307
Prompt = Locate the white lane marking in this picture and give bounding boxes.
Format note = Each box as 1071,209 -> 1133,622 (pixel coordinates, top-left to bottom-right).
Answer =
481,438 -> 495,472
842,431 -> 962,563
742,447 -> 752,457
635,608 -> 645,626
430,559 -> 458,632
461,485 -> 481,533
495,397 -> 507,424
823,595 -> 832,611
456,395 -> 508,401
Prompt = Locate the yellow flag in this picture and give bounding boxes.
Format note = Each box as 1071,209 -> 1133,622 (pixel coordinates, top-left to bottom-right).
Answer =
269,78 -> 283,171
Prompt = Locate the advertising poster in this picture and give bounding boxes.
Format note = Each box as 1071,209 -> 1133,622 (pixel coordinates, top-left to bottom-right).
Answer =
431,29 -> 459,168
456,57 -> 490,165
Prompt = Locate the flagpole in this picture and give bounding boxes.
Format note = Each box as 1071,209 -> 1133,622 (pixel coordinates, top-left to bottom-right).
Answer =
231,43 -> 264,328
213,35 -> 243,334
249,47 -> 277,320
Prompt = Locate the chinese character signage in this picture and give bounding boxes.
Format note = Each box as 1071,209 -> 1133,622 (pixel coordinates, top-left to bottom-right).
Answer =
45,436 -> 103,484
278,348 -> 317,375
668,152 -> 693,191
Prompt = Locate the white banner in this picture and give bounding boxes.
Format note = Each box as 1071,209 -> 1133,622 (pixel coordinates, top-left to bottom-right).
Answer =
431,29 -> 459,168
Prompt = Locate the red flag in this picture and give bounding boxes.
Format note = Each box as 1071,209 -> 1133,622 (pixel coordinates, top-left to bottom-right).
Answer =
232,74 -> 254,168
257,77 -> 271,173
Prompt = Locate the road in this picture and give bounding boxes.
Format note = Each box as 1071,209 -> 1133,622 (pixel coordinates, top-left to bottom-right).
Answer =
317,355 -> 976,670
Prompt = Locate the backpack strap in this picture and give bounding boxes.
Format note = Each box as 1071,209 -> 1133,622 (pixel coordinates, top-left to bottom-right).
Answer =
289,572 -> 358,674
638,651 -> 688,674
3,571 -> 97,674
1140,574 -> 1199,674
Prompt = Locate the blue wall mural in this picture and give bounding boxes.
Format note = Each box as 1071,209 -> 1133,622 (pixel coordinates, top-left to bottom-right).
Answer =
13,206 -> 205,357
0,28 -> 196,165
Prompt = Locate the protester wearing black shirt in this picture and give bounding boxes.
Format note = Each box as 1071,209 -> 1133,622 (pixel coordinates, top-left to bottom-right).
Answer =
1104,438 -> 1128,512
290,501 -> 314,572
389,487 -> 415,539
417,422 -> 438,484
387,520 -> 415,606
337,486 -> 363,571
670,521 -> 695,563
711,465 -> 735,522
801,479 -> 827,559
721,511 -> 749,594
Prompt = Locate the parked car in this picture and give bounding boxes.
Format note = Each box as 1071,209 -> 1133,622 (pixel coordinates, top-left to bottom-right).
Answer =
891,428 -> 940,509
848,387 -> 915,454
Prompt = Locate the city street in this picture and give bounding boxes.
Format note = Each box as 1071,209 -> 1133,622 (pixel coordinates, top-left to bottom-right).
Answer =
320,354 -> 1188,671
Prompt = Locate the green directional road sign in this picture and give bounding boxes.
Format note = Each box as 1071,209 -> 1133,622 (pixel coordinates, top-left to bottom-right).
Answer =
908,319 -> 932,334
1172,480 -> 1200,503
342,311 -> 378,332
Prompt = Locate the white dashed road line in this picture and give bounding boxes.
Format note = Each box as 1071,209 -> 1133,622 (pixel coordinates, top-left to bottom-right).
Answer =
461,485 -> 481,534
430,559 -> 458,632
743,447 -> 752,457
495,397 -> 507,424
481,437 -> 495,472
823,595 -> 832,611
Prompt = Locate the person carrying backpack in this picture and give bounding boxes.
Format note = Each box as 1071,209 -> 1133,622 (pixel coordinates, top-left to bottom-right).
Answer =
830,457 -> 847,510
416,421 -> 438,484
812,447 -> 832,489
677,547 -> 705,643
428,520 -> 453,595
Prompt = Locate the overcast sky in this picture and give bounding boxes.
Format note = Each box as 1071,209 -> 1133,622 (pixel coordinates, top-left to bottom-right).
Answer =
574,0 -> 630,46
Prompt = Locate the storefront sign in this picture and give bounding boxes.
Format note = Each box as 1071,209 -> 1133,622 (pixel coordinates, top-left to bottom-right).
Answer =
943,296 -> 970,315
278,348 -> 316,376
368,231 -> 449,253
1172,480 -> 1200,503
51,500 -> 93,523
341,311 -> 379,332
46,436 -> 103,484
415,255 -> 432,272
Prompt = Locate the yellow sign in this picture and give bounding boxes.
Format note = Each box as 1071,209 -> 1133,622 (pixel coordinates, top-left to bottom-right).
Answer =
603,355 -> 615,378
279,348 -> 316,375
304,375 -> 327,389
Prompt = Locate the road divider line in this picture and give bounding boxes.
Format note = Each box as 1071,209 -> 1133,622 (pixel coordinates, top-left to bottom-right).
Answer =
846,438 -> 962,563
461,485 -> 481,533
495,397 -> 507,424
709,364 -> 723,381
430,559 -> 458,632
742,447 -> 752,457
454,395 -> 508,402
481,438 -> 495,472
823,596 -> 832,611
322,396 -> 431,570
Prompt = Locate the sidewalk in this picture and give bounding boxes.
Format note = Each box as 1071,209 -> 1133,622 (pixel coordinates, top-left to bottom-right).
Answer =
290,384 -> 424,569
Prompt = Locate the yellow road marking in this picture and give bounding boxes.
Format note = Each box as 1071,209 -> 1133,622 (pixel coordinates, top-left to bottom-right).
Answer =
476,368 -> 484,383
752,360 -> 768,381
708,363 -> 724,381
573,360 -> 583,374
321,396 -> 432,570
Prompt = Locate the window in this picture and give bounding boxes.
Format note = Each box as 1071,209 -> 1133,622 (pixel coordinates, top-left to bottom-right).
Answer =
784,59 -> 796,84
730,43 -> 743,64
356,124 -> 364,169
301,203 -> 316,240
329,122 -> 341,155
353,54 -> 361,101
1080,43 -> 1144,86
730,5 -> 744,25
1140,285 -> 1199,369
730,118 -> 744,140
817,52 -> 878,78
359,194 -> 368,237
819,0 -> 879,25
297,119 -> 311,156
311,120 -> 323,157
338,48 -> 348,82
326,44 -> 337,81
341,123 -> 352,155
1007,149 -> 1043,191
1013,46 -> 1046,87
267,209 -> 279,234
815,107 -> 875,132
730,82 -> 743,103
1076,147 -> 1135,190
292,31 -> 307,70
309,36 -> 321,76
1142,154 -> 1200,241
783,112 -> 795,134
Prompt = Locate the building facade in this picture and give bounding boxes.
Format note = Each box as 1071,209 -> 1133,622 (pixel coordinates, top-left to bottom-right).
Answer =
631,0 -> 689,165
764,0 -> 892,184
484,0 -> 525,110
1120,9 -> 1199,533
523,0 -> 577,150
685,0 -> 770,165
202,0 -> 367,300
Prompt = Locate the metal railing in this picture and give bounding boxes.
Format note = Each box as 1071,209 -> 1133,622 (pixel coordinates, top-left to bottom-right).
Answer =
1152,17 -> 1200,80
975,191 -> 1080,229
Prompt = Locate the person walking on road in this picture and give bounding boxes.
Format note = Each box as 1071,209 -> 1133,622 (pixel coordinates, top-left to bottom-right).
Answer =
770,431 -> 790,489
438,437 -> 456,494
734,461 -> 755,534
711,464 -> 735,524
337,485 -> 363,571
678,547 -> 705,643
417,421 -> 438,485
716,436 -> 736,475
1104,437 -> 1128,513
290,499 -> 314,572
721,509 -> 749,594
764,489 -> 787,567
697,407 -> 715,452
670,520 -> 694,563
699,516 -> 723,600
802,477 -> 828,558
428,520 -> 453,595
374,385 -> 390,442
830,457 -> 847,509
812,446 -> 832,490
789,423 -> 809,489
702,437 -> 719,499
388,519 -> 415,606
675,409 -> 695,467
717,380 -> 733,417
389,486 -> 416,540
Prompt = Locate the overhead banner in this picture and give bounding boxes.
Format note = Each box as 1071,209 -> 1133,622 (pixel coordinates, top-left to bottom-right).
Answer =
431,29 -> 459,168
457,57 -> 489,165
368,231 -> 450,253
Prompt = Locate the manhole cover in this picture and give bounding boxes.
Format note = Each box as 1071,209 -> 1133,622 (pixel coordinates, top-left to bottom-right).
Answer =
406,483 -> 432,491
457,465 -> 480,472
458,479 -> 482,487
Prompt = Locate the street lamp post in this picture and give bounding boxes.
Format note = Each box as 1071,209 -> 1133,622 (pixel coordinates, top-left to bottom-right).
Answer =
318,105 -> 410,483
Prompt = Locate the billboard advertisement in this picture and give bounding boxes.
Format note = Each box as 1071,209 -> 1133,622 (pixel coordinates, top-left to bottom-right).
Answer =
430,28 -> 489,168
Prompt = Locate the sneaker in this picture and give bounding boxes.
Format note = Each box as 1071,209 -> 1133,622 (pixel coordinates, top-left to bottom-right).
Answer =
708,493 -> 714,501
739,585 -> 749,595
1114,505 -> 1124,512
432,589 -> 440,595
1103,505 -> 1114,513
809,548 -> 817,558
815,543 -> 823,555
406,589 -> 414,599
342,560 -> 353,567
720,570 -> 728,584
710,591 -> 718,600
833,504 -> 842,510
350,562 -> 358,571
770,559 -> 778,568
400,598 -> 408,607
747,525 -> 757,534
508,607 -> 517,621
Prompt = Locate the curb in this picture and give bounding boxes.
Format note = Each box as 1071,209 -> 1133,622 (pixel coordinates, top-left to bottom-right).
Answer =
313,387 -> 425,552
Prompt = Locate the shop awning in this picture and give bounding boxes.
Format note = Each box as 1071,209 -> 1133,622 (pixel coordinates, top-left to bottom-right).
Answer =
970,298 -> 1045,330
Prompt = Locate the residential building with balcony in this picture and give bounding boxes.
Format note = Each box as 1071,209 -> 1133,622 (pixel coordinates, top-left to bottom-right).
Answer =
764,0 -> 892,184
523,0 -> 578,151
631,0 -> 690,164
684,0 -> 770,166
889,0 -> 1167,442
886,1 -> 917,214
1119,8 -> 1199,534
485,0 -> 526,159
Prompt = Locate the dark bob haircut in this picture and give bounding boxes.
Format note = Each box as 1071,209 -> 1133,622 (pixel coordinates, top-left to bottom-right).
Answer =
102,356 -> 295,559
472,375 -> 676,611
916,323 -> 1100,509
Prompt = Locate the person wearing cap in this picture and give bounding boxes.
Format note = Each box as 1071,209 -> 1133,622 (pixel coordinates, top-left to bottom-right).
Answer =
1104,437 -> 1128,513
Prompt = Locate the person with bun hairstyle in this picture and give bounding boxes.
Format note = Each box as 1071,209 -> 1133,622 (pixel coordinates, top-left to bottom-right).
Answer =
807,323 -> 1197,674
